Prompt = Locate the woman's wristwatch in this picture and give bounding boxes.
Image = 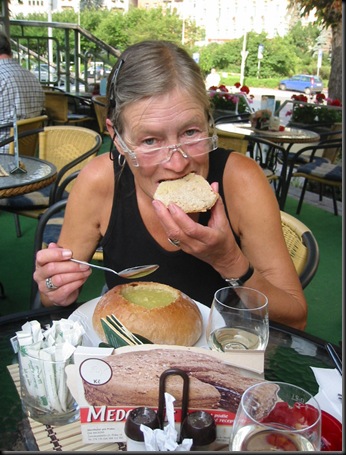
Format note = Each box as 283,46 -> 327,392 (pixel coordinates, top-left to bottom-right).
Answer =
223,263 -> 254,286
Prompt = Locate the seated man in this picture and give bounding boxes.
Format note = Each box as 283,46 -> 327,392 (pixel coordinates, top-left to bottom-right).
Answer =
0,31 -> 44,152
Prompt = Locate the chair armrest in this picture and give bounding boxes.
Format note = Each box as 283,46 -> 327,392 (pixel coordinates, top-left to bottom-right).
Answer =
0,127 -> 44,148
52,170 -> 80,203
299,231 -> 320,289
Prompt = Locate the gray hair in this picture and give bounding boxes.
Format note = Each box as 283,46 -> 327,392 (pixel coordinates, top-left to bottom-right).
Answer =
106,40 -> 211,132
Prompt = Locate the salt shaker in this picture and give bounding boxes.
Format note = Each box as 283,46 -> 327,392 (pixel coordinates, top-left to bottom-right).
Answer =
124,406 -> 160,451
180,410 -> 217,451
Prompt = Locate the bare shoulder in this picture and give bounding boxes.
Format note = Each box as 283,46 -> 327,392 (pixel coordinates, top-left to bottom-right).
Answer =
73,153 -> 114,195
222,151 -> 280,226
224,151 -> 268,186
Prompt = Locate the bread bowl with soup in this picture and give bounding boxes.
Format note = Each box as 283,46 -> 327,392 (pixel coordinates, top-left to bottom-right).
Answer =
92,282 -> 203,346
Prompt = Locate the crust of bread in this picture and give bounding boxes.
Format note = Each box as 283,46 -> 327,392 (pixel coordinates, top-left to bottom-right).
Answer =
92,282 -> 203,346
153,173 -> 218,213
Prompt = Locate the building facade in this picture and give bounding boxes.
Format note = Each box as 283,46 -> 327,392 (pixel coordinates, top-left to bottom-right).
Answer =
136,0 -> 316,42
9,0 -> 316,43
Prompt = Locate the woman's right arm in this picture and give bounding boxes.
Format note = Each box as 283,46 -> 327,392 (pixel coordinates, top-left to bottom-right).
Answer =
34,154 -> 113,307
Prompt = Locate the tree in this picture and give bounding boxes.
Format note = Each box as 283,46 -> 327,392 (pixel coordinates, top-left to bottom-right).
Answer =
289,0 -> 342,100
80,0 -> 104,10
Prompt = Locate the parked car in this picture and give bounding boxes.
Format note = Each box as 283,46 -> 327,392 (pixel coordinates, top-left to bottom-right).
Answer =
31,64 -> 58,83
87,61 -> 112,80
278,74 -> 323,95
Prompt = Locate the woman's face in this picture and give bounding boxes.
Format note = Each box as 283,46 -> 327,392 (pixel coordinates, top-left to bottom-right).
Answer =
110,87 -> 211,201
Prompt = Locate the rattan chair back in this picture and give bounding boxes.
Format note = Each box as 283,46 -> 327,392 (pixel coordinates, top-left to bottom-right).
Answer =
92,95 -> 109,137
214,127 -> 249,155
9,115 -> 48,156
44,91 -> 94,125
280,210 -> 319,288
38,125 -> 101,193
2,126 -> 102,237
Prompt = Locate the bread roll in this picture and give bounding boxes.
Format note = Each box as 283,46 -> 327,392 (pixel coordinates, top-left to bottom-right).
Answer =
92,282 -> 203,346
153,172 -> 218,213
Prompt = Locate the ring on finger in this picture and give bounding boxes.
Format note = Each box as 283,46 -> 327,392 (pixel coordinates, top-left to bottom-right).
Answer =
168,237 -> 181,248
45,277 -> 58,290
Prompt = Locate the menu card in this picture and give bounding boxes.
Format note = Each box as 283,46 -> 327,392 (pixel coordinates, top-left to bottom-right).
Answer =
66,344 -> 265,446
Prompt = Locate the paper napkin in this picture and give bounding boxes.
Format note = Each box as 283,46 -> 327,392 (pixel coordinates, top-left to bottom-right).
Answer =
310,367 -> 342,422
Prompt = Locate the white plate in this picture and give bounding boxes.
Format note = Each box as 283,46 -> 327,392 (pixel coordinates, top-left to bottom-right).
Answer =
68,297 -> 210,348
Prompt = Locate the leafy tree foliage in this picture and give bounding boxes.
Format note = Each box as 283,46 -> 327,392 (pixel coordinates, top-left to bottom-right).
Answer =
288,21 -> 321,54
80,0 -> 104,10
10,5 -> 335,94
288,0 -> 342,99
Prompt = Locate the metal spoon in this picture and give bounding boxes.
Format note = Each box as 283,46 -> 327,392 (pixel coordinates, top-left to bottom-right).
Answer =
70,258 -> 159,279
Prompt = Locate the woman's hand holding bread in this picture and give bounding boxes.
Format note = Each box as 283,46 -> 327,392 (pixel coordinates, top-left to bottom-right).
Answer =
153,179 -> 246,279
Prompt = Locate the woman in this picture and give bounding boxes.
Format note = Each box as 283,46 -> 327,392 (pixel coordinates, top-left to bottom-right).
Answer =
34,40 -> 307,330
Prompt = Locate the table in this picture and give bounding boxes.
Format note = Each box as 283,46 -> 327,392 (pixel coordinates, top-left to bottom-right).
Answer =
0,154 -> 57,199
216,122 -> 320,151
0,154 -> 57,300
0,305 -> 340,451
216,123 -> 320,209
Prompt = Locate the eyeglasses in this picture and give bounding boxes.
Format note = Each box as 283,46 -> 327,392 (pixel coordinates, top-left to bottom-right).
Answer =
113,126 -> 218,167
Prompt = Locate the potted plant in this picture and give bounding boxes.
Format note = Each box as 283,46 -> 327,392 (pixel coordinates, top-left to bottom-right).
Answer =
286,94 -> 342,130
207,82 -> 254,119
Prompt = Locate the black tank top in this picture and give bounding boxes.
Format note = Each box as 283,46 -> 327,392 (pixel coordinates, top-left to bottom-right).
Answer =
100,148 -> 236,307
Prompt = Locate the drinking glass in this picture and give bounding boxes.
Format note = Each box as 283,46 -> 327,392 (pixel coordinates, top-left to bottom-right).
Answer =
18,349 -> 79,426
206,286 -> 269,351
230,381 -> 321,451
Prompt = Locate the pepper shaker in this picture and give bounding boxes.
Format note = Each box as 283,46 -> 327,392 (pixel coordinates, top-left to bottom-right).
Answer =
180,410 -> 217,451
124,406 -> 160,451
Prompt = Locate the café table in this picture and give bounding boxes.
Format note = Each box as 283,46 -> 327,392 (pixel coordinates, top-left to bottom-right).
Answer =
216,122 -> 320,209
0,154 -> 57,199
0,304 -> 341,451
0,154 -> 57,300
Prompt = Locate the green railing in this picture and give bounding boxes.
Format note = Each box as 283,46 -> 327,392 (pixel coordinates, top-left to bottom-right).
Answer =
8,19 -> 120,94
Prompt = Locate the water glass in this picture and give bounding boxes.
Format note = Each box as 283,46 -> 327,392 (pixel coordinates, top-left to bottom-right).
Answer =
230,381 -> 321,451
18,349 -> 79,426
206,286 -> 269,351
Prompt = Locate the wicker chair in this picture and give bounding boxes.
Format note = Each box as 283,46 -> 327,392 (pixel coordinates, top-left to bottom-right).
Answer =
280,210 -> 319,289
92,95 -> 110,138
215,127 -> 249,155
282,138 -> 342,215
0,126 -> 102,236
44,91 -> 95,126
0,115 -> 48,156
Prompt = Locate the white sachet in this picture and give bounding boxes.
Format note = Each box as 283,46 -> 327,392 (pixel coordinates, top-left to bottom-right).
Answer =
54,342 -> 76,411
140,392 -> 193,451
16,319 -> 85,414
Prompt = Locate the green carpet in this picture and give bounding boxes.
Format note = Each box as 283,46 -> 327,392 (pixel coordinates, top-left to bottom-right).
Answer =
0,192 -> 342,346
284,198 -> 342,347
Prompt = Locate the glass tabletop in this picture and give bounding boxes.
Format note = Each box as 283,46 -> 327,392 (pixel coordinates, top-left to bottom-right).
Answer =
0,306 -> 339,451
0,154 -> 57,198
216,123 -> 320,144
